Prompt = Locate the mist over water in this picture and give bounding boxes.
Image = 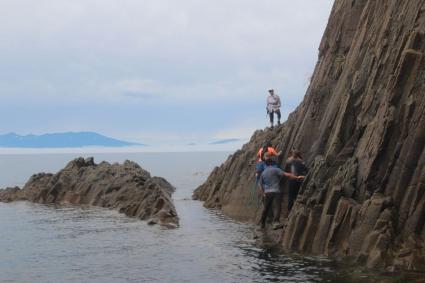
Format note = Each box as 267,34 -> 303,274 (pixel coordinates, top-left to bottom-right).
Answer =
0,152 -> 391,283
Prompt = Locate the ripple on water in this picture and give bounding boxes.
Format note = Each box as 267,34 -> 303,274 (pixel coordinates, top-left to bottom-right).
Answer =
0,150 -> 405,283
0,200 -> 403,283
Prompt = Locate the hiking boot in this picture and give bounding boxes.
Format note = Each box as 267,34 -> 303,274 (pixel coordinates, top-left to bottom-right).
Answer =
278,121 -> 281,126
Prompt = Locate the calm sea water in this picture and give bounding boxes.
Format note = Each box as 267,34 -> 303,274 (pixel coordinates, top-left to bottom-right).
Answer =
0,152 -> 393,283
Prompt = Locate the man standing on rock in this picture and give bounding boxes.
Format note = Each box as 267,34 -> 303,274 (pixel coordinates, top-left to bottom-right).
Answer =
266,89 -> 281,128
259,153 -> 304,230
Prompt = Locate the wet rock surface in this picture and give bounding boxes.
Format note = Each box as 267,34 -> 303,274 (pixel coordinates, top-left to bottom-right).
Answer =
0,157 -> 179,228
194,0 -> 425,272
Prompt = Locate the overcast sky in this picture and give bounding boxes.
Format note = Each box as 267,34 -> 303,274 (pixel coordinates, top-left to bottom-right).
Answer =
0,0 -> 334,147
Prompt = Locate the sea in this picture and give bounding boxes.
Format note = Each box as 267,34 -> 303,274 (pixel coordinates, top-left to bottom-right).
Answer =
0,152 -> 397,283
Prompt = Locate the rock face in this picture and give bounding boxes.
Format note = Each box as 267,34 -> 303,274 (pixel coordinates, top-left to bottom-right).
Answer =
0,157 -> 179,228
194,0 -> 425,271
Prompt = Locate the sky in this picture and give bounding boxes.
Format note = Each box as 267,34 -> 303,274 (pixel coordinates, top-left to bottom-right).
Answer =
0,0 -> 334,148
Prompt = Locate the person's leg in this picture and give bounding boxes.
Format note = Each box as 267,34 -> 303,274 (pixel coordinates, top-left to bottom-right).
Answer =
276,109 -> 281,125
288,181 -> 301,212
292,182 -> 301,204
269,111 -> 274,127
260,193 -> 274,227
273,193 -> 283,223
288,187 -> 295,212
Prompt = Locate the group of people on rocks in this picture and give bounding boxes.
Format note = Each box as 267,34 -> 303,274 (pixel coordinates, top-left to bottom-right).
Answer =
255,143 -> 307,229
250,89 -> 308,230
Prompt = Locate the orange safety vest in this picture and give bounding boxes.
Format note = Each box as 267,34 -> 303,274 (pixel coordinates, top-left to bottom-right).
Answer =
257,147 -> 278,161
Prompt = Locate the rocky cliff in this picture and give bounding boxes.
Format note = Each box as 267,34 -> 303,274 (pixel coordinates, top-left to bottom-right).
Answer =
0,157 -> 179,228
194,0 -> 425,271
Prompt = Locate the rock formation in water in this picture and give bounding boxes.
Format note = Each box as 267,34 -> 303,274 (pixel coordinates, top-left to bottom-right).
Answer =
194,0 -> 425,271
0,157 -> 179,228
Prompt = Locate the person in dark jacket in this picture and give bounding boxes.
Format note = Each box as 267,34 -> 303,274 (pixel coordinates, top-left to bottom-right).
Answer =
284,150 -> 308,212
259,153 -> 304,229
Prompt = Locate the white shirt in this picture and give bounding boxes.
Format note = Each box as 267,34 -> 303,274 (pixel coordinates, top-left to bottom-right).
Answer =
267,95 -> 281,112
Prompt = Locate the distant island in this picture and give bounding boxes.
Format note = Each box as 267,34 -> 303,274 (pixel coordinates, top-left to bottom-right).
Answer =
0,132 -> 143,148
209,139 -> 241,145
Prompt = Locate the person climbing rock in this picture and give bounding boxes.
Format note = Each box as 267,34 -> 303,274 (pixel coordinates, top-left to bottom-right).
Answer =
251,142 -> 281,208
284,150 -> 308,212
266,89 -> 281,128
255,142 -> 281,184
256,142 -> 281,162
259,152 -> 304,230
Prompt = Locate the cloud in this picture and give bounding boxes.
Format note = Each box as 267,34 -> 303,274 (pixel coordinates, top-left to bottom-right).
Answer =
0,0 -> 334,143
115,79 -> 163,94
0,0 -> 333,53
214,126 -> 258,140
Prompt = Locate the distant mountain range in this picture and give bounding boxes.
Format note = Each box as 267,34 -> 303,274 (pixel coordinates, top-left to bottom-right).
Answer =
0,132 -> 143,148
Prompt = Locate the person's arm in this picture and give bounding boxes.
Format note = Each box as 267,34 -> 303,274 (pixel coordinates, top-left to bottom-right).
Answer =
257,148 -> 262,160
277,96 -> 281,108
269,148 -> 278,156
266,97 -> 271,113
268,147 -> 282,157
282,171 -> 305,181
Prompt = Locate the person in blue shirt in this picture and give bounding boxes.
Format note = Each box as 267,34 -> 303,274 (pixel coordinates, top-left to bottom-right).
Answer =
259,153 -> 304,229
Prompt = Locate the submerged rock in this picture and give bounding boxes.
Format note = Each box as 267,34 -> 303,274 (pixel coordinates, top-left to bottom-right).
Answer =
194,0 -> 425,272
0,157 -> 179,228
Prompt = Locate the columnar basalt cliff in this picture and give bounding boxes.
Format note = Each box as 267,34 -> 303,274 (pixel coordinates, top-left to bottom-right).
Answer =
194,0 -> 425,271
0,157 -> 179,228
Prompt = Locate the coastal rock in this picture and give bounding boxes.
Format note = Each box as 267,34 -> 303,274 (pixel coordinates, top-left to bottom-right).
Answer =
0,187 -> 25,202
194,0 -> 425,271
0,157 -> 179,228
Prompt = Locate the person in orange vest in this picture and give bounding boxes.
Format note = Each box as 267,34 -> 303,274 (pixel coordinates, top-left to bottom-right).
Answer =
256,142 -> 280,162
250,142 -> 281,208
255,142 -> 281,185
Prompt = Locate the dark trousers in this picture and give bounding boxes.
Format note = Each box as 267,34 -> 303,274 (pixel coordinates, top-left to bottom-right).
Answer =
288,180 -> 301,212
269,110 -> 281,124
260,192 -> 282,226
